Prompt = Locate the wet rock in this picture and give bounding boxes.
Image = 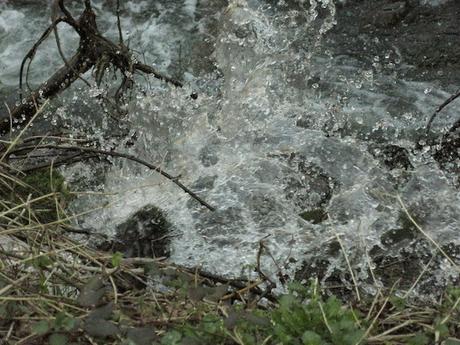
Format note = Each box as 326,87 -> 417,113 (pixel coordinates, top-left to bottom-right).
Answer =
192,175 -> 217,191
371,208 -> 459,291
298,209 -> 328,224
380,227 -> 416,246
326,0 -> 460,82
433,119 -> 459,177
381,96 -> 419,117
199,146 -> 219,167
294,240 -> 354,299
294,204 -> 459,295
248,193 -> 286,228
196,206 -> 246,237
373,1 -> 409,27
371,236 -> 459,294
100,205 -> 172,258
296,235 -> 459,297
369,144 -> 414,170
372,242 -> 431,289
281,153 -> 338,210
272,153 -> 337,225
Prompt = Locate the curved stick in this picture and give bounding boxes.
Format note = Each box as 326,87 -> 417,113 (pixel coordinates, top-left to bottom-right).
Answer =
10,144 -> 216,211
58,0 -> 78,27
426,88 -> 460,131
19,17 -> 68,99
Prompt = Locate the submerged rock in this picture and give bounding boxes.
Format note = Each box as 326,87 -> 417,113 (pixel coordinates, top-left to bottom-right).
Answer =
369,144 -> 413,171
373,1 -> 409,27
433,119 -> 460,178
326,0 -> 460,83
281,153 -> 338,210
100,205 -> 172,258
298,209 -> 328,224
295,209 -> 460,297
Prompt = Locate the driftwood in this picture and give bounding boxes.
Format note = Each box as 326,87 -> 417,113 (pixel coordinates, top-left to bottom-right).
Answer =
0,0 -> 182,135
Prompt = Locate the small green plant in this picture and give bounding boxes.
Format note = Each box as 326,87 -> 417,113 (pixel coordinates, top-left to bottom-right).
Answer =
3,167 -> 73,223
271,281 -> 365,345
161,280 -> 365,345
1,138 -> 459,345
111,251 -> 124,268
31,312 -> 79,345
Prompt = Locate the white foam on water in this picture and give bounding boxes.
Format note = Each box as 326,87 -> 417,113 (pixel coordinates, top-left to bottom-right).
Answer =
1,0 -> 458,292
65,1 -> 459,287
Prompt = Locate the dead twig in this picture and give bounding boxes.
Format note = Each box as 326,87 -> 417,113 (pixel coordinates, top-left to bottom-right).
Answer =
426,88 -> 460,131
116,0 -> 124,45
9,143 -> 215,211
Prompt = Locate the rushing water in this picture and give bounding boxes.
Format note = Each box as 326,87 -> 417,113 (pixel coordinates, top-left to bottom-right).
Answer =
1,0 -> 459,295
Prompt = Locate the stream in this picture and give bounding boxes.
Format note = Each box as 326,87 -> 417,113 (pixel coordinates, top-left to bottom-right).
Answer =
0,0 -> 459,297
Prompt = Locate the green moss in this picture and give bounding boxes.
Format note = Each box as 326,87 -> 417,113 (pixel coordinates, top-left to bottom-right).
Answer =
9,168 -> 72,223
21,168 -> 69,197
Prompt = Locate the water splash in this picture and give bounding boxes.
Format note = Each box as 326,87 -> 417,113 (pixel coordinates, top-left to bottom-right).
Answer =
1,0 -> 458,295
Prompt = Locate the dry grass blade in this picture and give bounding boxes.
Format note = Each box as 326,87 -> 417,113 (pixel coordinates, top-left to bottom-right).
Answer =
397,195 -> 459,271
0,100 -> 49,163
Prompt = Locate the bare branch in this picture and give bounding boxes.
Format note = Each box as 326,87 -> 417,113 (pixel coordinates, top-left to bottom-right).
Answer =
52,10 -> 91,87
133,63 -> 183,87
426,88 -> 460,131
58,0 -> 78,26
9,144 -> 216,211
19,17 -> 68,99
3,0 -> 185,136
116,0 -> 124,45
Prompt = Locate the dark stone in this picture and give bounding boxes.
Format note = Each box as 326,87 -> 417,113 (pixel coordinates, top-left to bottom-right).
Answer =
192,175 -> 217,191
325,0 -> 460,83
199,146 -> 219,167
433,119 -> 459,176
294,239 -> 341,282
281,154 -> 338,210
299,209 -> 328,224
373,1 -> 409,27
369,144 -> 414,170
248,193 -> 286,228
370,238 -> 459,294
196,206 -> 245,236
294,250 -> 353,300
294,258 -> 331,283
294,203 -> 458,296
234,23 -> 254,39
380,227 -> 416,246
372,243 -> 430,290
371,209 -> 459,291
100,205 -> 172,258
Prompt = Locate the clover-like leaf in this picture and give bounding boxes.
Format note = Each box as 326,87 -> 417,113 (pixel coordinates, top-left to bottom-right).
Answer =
49,333 -> 68,345
77,276 -> 107,307
126,327 -> 158,345
84,319 -> 120,338
32,320 -> 50,335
